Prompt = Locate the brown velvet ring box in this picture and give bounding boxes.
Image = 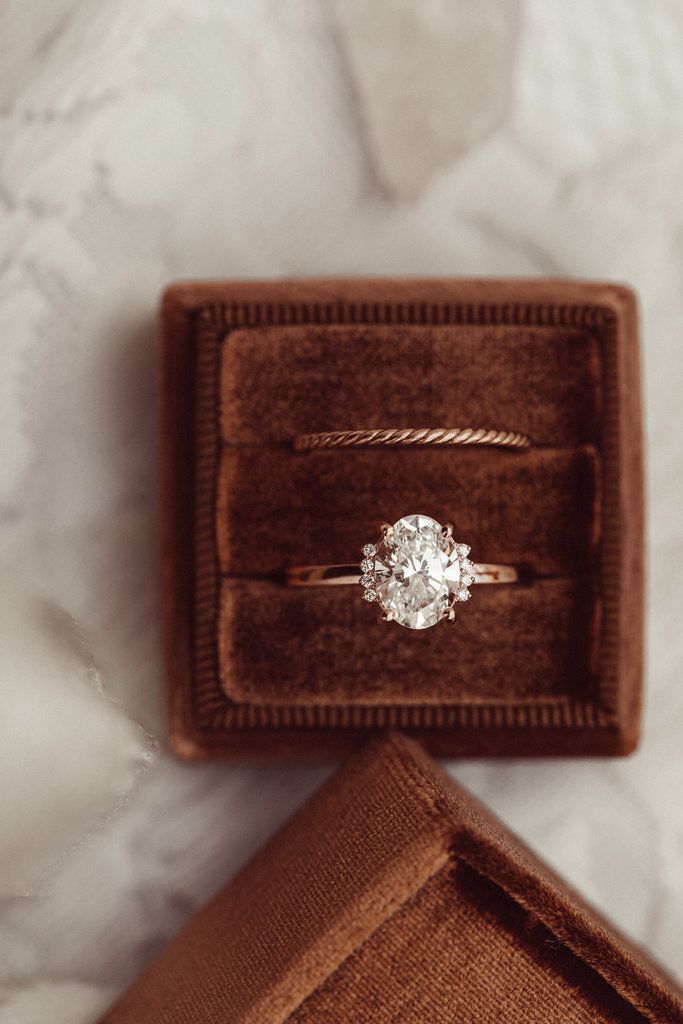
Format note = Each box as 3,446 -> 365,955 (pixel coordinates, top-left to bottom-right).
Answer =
161,278 -> 644,759
101,735 -> 682,1023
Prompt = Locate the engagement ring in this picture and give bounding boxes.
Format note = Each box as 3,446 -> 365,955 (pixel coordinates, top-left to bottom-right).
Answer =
287,514 -> 518,630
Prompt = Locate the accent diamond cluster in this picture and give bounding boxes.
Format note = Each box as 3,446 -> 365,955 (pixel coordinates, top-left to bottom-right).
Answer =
358,514 -> 475,629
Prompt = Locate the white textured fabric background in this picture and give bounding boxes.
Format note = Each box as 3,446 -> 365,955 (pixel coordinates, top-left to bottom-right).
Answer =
1,2 -> 682,1020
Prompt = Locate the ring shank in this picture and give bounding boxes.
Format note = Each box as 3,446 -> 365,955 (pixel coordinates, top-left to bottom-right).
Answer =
287,563 -> 518,586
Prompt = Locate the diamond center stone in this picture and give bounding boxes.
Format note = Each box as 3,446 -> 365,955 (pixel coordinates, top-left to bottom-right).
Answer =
374,514 -> 461,630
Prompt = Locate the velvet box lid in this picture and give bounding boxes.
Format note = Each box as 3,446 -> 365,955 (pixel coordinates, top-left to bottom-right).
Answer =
161,277 -> 644,759
101,735 -> 682,1023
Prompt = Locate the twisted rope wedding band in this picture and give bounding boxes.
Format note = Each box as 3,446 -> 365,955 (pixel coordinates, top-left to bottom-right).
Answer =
293,427 -> 531,451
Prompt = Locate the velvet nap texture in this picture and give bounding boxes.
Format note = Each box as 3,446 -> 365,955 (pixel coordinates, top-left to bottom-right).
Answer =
160,278 -> 643,758
99,735 -> 683,1024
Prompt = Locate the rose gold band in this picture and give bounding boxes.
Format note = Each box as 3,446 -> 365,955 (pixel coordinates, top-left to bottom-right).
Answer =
287,563 -> 518,587
293,427 -> 531,452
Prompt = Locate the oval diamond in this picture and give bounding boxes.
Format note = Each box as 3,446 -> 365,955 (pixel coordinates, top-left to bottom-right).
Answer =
374,514 -> 462,630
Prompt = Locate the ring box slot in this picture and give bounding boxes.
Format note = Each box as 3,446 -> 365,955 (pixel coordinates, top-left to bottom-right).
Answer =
221,323 -> 601,446
216,446 -> 600,575
219,577 -> 597,706
161,279 -> 643,758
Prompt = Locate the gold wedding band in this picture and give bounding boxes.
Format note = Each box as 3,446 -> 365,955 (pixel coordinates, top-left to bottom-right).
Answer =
293,427 -> 531,452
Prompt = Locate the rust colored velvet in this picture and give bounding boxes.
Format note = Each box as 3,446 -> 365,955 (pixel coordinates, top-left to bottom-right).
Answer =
216,446 -> 600,575
100,736 -> 682,1024
219,577 -> 597,706
220,323 -> 601,447
217,444 -> 599,707
160,278 -> 644,758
